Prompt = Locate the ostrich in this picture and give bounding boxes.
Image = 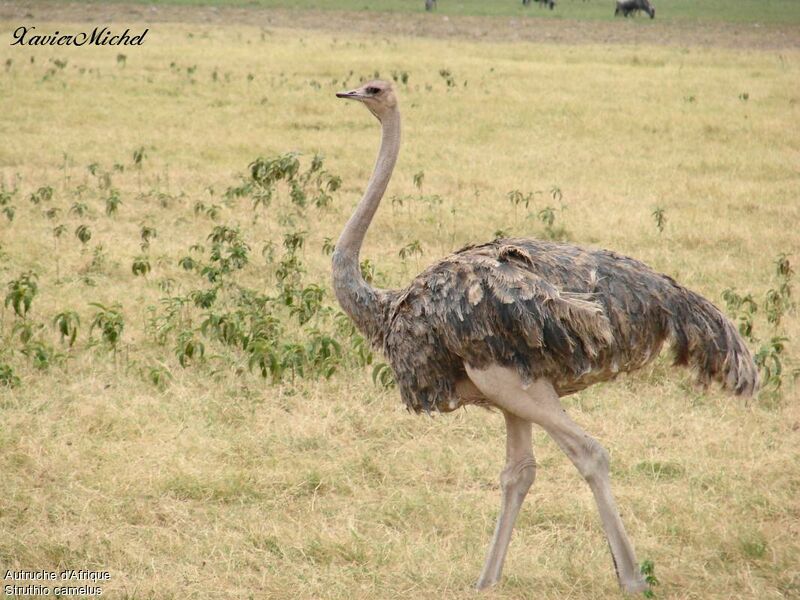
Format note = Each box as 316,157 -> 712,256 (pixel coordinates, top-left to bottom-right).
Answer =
332,80 -> 758,593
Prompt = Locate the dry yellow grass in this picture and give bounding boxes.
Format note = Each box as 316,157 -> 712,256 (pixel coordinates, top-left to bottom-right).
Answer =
0,11 -> 798,600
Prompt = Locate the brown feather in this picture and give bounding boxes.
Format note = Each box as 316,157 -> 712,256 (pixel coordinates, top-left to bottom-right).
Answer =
362,238 -> 758,413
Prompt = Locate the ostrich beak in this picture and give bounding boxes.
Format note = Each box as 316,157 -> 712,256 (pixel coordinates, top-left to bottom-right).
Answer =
336,89 -> 364,100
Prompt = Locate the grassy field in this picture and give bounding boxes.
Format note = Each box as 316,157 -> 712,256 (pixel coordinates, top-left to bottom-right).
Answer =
76,0 -> 800,24
1,5 -> 799,600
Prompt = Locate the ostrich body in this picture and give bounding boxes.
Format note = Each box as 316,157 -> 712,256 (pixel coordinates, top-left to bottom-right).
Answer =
333,80 -> 758,593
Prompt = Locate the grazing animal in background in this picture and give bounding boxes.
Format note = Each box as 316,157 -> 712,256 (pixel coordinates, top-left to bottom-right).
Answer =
523,0 -> 556,9
615,0 -> 656,18
333,80 -> 757,593
425,0 -> 437,11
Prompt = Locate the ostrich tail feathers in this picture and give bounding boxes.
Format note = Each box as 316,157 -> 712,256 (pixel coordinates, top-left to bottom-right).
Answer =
667,288 -> 759,396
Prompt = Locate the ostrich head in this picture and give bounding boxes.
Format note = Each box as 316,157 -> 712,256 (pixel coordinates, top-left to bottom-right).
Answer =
336,79 -> 397,120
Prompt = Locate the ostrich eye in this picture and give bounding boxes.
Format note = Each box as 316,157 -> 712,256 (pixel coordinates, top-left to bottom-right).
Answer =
365,86 -> 381,95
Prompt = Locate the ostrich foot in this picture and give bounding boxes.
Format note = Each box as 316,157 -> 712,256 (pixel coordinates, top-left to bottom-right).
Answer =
474,575 -> 499,591
475,574 -> 649,594
621,575 -> 649,595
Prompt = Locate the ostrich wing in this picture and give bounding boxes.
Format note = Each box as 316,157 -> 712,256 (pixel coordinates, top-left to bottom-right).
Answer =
383,241 -> 616,413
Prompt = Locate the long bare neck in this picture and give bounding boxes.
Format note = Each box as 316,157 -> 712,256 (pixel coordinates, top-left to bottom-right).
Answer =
332,108 -> 401,343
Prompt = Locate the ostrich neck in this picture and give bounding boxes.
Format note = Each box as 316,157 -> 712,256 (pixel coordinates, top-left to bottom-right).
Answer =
332,108 -> 401,342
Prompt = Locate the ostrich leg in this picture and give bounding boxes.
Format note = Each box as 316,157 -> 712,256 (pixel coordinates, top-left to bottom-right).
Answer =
475,411 -> 535,589
466,364 -> 648,594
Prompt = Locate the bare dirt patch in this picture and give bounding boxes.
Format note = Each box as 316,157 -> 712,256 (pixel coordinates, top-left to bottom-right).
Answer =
3,0 -> 799,50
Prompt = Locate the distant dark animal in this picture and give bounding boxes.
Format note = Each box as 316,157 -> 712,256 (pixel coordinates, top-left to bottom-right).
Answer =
425,0 -> 436,11
615,0 -> 655,18
523,0 -> 555,9
333,80 -> 756,593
